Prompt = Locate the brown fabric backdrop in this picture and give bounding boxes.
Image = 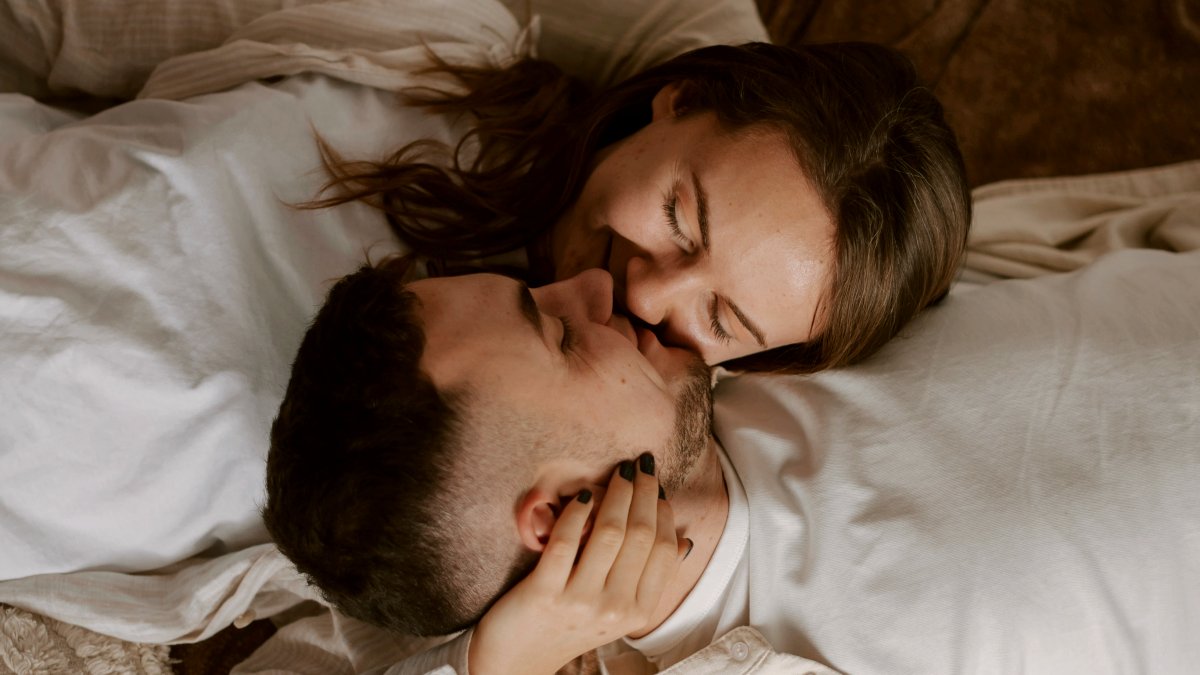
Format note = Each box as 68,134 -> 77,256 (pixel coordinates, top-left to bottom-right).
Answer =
756,0 -> 1200,186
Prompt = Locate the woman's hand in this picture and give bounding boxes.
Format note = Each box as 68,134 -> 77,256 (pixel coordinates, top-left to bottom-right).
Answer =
468,453 -> 688,675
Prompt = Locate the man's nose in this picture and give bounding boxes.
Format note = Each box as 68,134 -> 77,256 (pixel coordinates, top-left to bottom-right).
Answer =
623,256 -> 703,331
531,268 -> 614,324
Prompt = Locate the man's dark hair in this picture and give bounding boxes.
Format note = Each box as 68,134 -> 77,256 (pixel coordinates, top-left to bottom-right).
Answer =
263,258 -> 533,636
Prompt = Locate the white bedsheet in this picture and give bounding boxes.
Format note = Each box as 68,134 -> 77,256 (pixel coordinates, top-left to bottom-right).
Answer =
0,72 -> 425,578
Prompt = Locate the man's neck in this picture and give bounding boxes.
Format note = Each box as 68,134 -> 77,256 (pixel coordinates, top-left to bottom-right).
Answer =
630,436 -> 729,637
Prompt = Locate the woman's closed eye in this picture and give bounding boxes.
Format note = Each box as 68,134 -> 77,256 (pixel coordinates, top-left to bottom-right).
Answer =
661,190 -> 697,254
708,294 -> 734,345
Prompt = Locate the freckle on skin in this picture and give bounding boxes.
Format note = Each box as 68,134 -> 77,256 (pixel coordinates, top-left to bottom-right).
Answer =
620,378 -> 626,384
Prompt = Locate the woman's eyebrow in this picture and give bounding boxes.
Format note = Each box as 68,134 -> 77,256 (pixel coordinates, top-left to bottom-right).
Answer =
727,297 -> 767,348
691,170 -> 711,251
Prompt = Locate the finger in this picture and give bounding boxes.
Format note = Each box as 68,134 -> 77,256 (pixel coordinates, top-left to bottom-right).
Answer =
527,490 -> 595,592
569,460 -> 637,591
604,453 -> 662,601
635,493 -> 685,615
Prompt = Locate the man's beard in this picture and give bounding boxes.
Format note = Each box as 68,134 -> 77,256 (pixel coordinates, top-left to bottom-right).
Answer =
659,358 -> 714,493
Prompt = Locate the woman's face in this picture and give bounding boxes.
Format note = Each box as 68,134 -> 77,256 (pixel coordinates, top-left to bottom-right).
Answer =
551,85 -> 836,365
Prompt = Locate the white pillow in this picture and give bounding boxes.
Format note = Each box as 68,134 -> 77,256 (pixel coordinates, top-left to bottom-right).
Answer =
714,245 -> 1200,672
0,0 -> 767,100
500,0 -> 769,87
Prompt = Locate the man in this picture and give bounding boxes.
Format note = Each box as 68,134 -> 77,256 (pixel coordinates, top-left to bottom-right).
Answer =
263,244 -> 1200,674
264,258 -> 801,672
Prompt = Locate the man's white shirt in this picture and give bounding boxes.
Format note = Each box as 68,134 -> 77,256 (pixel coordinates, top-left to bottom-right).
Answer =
610,446 -> 751,671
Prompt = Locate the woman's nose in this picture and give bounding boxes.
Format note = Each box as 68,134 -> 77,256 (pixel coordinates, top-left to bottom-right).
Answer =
622,256 -> 702,334
531,268 -> 614,325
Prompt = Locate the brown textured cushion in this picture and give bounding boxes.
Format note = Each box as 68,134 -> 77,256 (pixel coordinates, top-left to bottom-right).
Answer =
755,0 -> 1200,186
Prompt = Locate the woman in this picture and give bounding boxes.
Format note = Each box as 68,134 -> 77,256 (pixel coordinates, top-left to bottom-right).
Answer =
310,41 -> 972,371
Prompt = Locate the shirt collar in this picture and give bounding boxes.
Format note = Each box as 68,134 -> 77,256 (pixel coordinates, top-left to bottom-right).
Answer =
623,443 -> 750,658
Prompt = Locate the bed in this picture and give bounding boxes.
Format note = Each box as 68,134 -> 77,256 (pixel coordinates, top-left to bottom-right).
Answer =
1,0 -> 1197,673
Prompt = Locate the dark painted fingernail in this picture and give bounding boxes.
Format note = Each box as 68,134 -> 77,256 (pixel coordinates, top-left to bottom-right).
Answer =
658,485 -> 666,500
683,538 -> 695,559
619,460 -> 636,482
638,452 -> 655,476
577,489 -> 592,504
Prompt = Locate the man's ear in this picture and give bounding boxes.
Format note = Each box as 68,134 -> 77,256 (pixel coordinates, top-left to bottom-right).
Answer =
515,487 -> 560,553
650,82 -> 689,122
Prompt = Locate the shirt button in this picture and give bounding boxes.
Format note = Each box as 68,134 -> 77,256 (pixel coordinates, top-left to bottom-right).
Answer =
731,641 -> 750,661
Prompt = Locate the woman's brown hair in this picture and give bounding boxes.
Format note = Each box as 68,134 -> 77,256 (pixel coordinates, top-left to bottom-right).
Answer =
307,41 -> 972,373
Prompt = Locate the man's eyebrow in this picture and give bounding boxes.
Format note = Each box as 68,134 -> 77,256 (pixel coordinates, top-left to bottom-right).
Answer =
691,170 -> 711,251
516,281 -> 545,340
727,298 -> 767,348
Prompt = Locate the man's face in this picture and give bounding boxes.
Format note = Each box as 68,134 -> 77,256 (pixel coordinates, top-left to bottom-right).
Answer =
409,269 -> 711,489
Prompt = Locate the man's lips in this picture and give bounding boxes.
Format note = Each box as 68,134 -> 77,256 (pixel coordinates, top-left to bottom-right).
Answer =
605,313 -> 667,362
606,313 -> 640,348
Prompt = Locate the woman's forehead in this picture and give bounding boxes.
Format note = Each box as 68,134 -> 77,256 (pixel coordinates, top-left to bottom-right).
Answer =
697,125 -> 835,341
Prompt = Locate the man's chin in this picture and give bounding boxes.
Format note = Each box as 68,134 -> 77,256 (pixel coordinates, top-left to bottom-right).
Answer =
661,358 -> 714,493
